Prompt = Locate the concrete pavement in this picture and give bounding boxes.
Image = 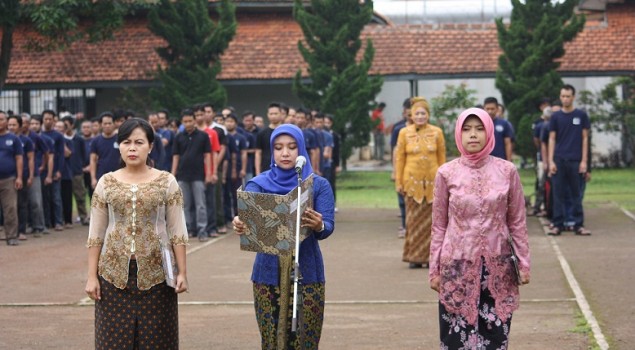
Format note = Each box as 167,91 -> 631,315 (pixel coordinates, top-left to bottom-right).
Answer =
2,203 -> 631,349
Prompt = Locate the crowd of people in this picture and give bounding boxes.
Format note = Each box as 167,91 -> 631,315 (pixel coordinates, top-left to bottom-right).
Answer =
530,84 -> 592,236
1,85 -> 594,348
0,102 -> 340,246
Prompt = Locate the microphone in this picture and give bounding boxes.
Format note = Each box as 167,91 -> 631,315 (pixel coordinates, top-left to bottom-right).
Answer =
294,156 -> 307,174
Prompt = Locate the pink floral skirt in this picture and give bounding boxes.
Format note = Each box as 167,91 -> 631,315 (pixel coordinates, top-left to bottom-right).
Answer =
438,261 -> 513,350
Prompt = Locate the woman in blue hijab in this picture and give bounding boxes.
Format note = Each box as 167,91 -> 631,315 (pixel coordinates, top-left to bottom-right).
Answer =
233,124 -> 335,349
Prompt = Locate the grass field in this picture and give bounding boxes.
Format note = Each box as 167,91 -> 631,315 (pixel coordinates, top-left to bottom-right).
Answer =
337,168 -> 635,212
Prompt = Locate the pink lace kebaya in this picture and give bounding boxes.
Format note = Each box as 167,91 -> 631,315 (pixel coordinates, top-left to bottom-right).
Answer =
429,108 -> 531,326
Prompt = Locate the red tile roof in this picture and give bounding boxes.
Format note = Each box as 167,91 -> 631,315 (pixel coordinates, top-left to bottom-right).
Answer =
4,2 -> 635,86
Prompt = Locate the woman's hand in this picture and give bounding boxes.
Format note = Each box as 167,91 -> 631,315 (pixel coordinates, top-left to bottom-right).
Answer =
520,271 -> 530,285
430,277 -> 440,292
232,216 -> 247,235
175,273 -> 189,293
85,275 -> 101,301
301,208 -> 323,232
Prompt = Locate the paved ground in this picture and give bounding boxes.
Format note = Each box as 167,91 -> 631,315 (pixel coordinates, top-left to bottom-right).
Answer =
1,203 -> 633,349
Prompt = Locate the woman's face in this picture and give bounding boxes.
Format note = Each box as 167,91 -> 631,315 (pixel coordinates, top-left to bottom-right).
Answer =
412,107 -> 429,127
119,127 -> 152,167
272,134 -> 299,171
461,116 -> 486,154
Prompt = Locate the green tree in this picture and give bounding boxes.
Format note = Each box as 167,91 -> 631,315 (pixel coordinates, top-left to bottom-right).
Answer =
495,0 -> 585,159
293,0 -> 383,169
578,76 -> 635,167
148,0 -> 236,114
0,0 -> 137,92
430,83 -> 478,157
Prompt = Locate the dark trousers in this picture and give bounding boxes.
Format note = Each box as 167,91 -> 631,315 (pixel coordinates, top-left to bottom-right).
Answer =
328,166 -> 337,203
205,183 -> 217,234
223,177 -> 242,223
397,192 -> 406,228
41,177 -> 53,228
84,172 -> 93,203
61,179 -> 73,224
215,180 -> 225,227
552,159 -> 584,229
17,179 -> 30,233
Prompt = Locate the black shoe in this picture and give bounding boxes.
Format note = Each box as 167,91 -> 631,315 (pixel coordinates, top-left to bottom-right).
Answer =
409,263 -> 423,269
198,234 -> 209,242
7,238 -> 19,246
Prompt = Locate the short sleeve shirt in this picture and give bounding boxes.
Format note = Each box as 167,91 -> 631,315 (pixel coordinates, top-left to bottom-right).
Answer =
18,135 -> 34,178
490,118 -> 513,160
549,108 -> 590,161
28,131 -> 48,177
90,134 -> 120,180
173,129 -> 211,182
226,132 -> 247,178
42,129 -> 65,173
0,133 -> 24,179
256,127 -> 274,172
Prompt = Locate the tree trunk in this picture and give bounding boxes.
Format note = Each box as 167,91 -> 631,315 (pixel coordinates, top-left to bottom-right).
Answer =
0,24 -> 15,93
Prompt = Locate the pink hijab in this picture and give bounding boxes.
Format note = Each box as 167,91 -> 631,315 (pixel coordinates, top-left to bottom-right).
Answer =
454,107 -> 495,162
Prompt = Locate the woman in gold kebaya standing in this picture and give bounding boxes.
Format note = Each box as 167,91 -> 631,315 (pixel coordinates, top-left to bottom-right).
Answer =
394,97 -> 446,268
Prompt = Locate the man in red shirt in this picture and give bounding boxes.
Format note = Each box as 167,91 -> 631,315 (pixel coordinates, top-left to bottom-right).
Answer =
194,104 -> 221,240
371,102 -> 386,161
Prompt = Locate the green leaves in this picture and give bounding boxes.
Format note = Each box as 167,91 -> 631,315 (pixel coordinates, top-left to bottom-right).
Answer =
22,0 -> 130,51
578,77 -> 635,166
430,84 -> 478,157
495,0 -> 585,159
293,0 -> 382,168
148,0 -> 237,113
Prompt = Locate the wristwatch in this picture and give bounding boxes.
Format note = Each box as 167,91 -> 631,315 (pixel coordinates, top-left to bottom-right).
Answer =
318,222 -> 325,232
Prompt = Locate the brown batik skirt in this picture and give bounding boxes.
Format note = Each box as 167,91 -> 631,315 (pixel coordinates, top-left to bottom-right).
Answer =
95,260 -> 179,350
403,196 -> 432,264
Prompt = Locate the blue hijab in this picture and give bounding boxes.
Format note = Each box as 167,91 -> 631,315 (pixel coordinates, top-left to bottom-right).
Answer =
249,124 -> 314,194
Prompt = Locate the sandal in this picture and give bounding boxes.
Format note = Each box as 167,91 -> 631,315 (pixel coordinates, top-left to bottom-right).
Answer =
575,227 -> 592,236
547,227 -> 561,236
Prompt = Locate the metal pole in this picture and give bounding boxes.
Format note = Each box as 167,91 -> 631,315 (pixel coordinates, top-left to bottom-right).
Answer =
291,174 -> 302,332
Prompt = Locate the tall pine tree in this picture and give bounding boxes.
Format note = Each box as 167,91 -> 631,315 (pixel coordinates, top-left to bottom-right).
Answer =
495,0 -> 584,159
293,0 -> 383,168
148,0 -> 236,114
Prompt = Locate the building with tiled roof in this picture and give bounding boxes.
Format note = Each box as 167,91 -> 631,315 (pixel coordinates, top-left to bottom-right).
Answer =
1,0 -> 633,160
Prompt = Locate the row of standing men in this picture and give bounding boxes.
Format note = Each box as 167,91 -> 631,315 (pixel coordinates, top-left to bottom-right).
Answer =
0,103 -> 340,245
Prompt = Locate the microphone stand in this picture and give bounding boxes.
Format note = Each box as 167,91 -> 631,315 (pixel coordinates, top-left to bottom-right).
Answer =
291,171 -> 303,334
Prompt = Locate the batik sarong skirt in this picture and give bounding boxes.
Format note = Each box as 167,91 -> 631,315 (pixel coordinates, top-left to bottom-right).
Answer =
438,261 -> 513,350
253,282 -> 325,350
95,260 -> 179,350
403,197 -> 432,264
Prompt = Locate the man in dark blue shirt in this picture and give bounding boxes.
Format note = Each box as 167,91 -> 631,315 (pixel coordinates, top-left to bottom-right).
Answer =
8,115 -> 33,241
62,116 -> 89,226
483,97 -> 513,161
55,120 -> 75,227
41,110 -> 65,231
224,114 -> 247,224
90,112 -> 120,189
390,97 -> 412,238
23,114 -> 48,236
80,119 -> 95,200
31,116 -> 55,232
155,111 -> 175,172
547,84 -> 591,236
241,111 -> 259,180
296,108 -> 320,174
0,111 -> 24,245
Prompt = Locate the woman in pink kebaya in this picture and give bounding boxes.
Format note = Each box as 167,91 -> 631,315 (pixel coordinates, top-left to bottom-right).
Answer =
429,108 -> 531,349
